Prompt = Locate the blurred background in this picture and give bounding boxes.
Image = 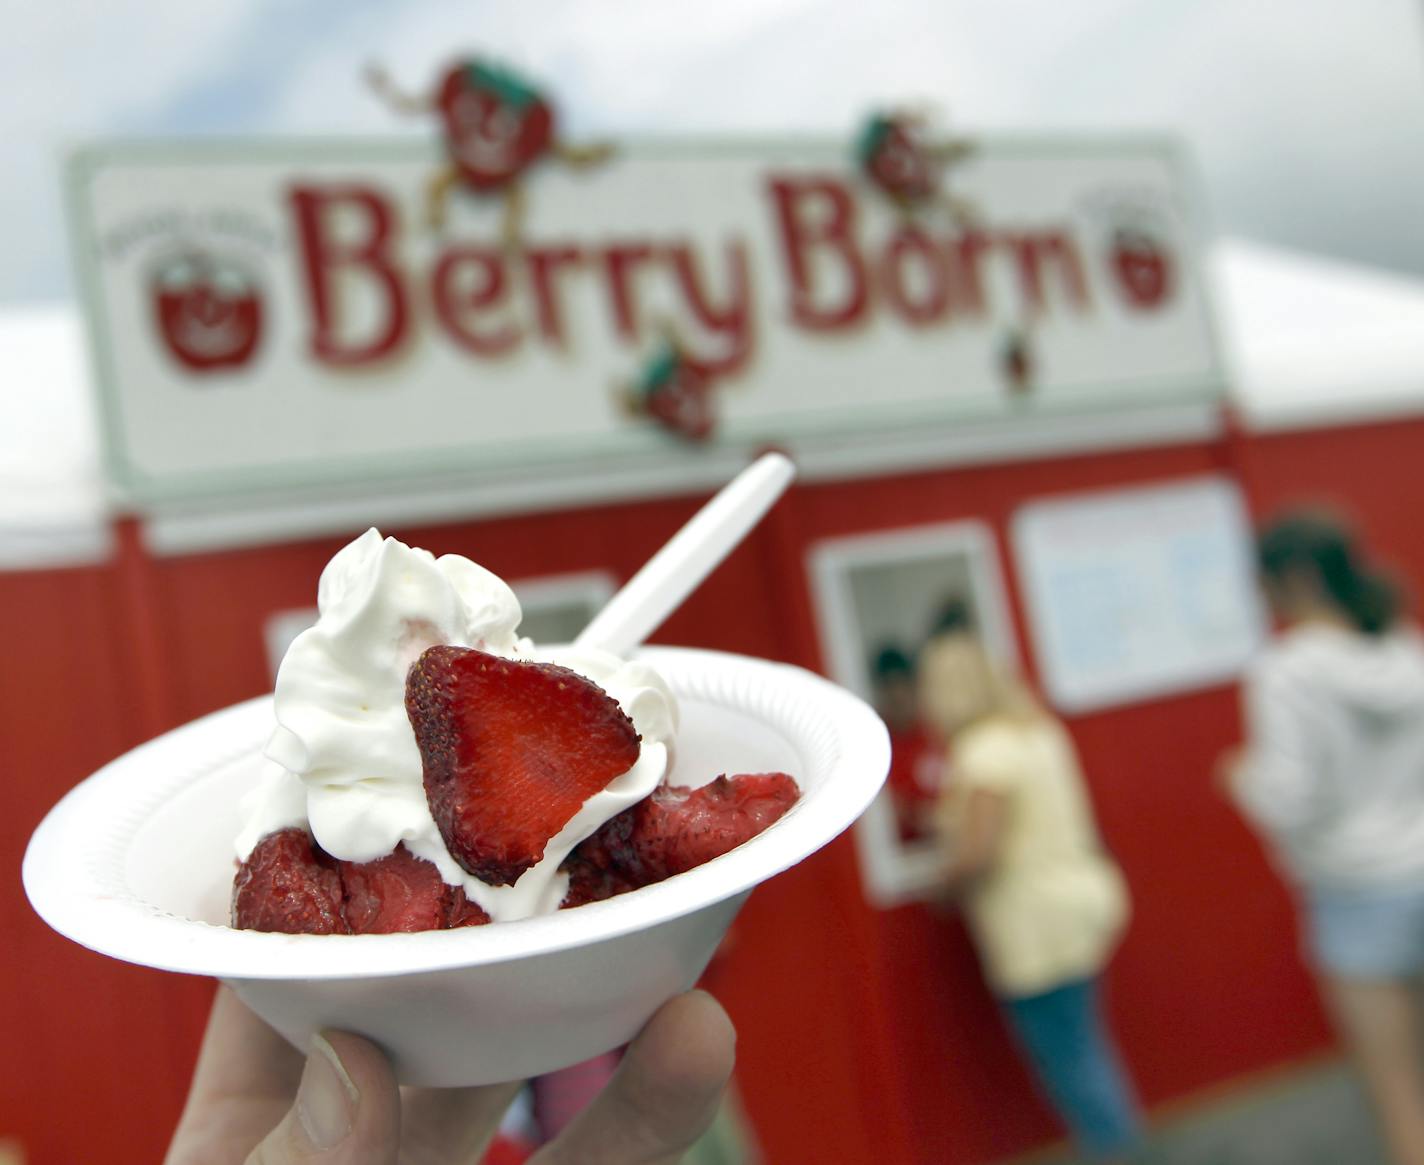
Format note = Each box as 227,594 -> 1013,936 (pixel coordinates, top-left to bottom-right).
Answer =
7,2 -> 1424,1163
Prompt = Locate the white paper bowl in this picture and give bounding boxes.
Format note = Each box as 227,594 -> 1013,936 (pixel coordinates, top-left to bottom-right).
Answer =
23,647 -> 889,1086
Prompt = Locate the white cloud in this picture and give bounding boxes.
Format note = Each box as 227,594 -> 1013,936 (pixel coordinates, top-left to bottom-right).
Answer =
5,0 -> 1424,301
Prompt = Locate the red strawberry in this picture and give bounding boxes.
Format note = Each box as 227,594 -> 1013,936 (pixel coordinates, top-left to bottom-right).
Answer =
436,61 -> 555,191
446,886 -> 493,929
559,852 -> 638,909
866,120 -> 937,204
646,363 -> 716,443
572,772 -> 799,892
232,827 -> 349,935
339,844 -> 451,934
406,645 -> 642,886
152,253 -> 263,373
1110,228 -> 1171,309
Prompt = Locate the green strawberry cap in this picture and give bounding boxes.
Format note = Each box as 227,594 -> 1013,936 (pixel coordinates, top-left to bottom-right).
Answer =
464,60 -> 542,110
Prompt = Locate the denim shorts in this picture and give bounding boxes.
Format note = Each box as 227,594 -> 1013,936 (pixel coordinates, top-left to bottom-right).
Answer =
1306,882 -> 1424,980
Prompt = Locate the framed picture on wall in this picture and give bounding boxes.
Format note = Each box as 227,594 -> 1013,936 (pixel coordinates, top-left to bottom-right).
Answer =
263,569 -> 617,680
808,521 -> 1018,908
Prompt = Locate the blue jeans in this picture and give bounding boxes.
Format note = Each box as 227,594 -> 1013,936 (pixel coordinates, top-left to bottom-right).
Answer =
1002,977 -> 1142,1160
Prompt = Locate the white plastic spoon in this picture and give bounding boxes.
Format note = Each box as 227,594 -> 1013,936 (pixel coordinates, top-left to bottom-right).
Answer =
574,452 -> 796,656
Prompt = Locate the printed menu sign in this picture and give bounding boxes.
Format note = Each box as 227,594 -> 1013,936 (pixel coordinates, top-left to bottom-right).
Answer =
1013,477 -> 1265,713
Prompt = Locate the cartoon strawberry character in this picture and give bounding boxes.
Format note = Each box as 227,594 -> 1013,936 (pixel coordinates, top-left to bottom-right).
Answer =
150,252 -> 263,373
1110,226 -> 1172,309
858,114 -> 937,205
620,338 -> 719,443
856,110 -> 976,220
436,62 -> 555,192
367,58 -> 611,242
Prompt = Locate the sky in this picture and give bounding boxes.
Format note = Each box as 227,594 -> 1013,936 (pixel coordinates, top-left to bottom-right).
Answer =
5,0 -> 1424,304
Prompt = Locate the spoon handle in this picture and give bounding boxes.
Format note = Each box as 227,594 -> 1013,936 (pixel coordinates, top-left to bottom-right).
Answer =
574,452 -> 796,656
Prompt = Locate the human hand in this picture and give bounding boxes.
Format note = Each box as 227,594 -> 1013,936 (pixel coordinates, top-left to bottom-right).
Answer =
166,986 -> 735,1165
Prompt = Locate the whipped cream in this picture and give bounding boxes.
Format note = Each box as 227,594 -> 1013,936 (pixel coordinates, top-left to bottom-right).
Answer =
235,528 -> 677,923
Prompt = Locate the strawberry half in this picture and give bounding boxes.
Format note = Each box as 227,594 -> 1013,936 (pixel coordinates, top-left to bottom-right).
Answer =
406,646 -> 641,886
232,827 -> 349,935
565,772 -> 799,901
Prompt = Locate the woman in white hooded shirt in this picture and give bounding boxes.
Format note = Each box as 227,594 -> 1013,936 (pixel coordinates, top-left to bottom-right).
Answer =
1228,511 -> 1424,1165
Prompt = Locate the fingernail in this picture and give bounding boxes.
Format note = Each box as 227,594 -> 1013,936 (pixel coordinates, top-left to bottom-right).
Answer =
297,1033 -> 358,1149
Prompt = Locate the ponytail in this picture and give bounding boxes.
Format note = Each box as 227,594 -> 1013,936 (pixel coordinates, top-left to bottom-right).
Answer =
1257,511 -> 1399,636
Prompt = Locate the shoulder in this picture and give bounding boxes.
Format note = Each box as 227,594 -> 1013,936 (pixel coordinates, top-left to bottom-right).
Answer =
1249,627 -> 1344,693
956,717 -> 1047,790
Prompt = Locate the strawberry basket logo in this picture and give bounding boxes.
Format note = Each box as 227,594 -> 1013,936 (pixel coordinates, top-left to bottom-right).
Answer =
1080,187 -> 1179,312
1109,225 -> 1172,309
150,251 -> 264,373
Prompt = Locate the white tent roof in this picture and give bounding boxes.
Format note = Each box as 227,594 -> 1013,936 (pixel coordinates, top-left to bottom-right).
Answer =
3,239 -> 1423,567
1210,238 -> 1424,431
0,305 -> 110,569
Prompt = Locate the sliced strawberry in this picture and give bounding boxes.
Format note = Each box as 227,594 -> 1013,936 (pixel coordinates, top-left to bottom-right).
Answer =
232,827 -> 349,935
569,772 -> 799,894
339,844 -> 450,934
406,646 -> 641,886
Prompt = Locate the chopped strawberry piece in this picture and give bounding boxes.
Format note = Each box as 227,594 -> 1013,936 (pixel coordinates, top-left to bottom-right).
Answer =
407,646 -> 641,886
567,772 -> 799,897
232,827 -> 349,935
446,886 -> 493,929
339,844 -> 450,934
559,852 -> 638,909
233,830 -> 494,935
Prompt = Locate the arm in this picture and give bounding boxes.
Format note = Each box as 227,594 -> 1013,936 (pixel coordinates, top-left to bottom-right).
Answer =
940,786 -> 1008,891
363,64 -> 434,115
1229,663 -> 1330,842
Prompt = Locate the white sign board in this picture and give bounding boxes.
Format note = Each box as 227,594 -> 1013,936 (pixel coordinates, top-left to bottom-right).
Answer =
1013,477 -> 1265,713
69,136 -> 1222,506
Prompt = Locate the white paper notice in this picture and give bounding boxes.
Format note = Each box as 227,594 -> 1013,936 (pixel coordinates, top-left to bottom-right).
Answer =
1012,476 -> 1265,713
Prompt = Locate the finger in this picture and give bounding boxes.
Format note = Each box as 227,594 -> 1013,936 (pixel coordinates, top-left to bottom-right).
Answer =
533,991 -> 736,1165
245,1030 -> 401,1165
167,988 -> 304,1164
396,1079 -> 523,1165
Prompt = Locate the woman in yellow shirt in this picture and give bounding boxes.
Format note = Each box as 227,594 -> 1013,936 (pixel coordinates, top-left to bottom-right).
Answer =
923,621 -> 1141,1163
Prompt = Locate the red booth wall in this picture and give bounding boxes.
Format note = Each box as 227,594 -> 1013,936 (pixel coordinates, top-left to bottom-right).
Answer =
6,410 -> 1423,1165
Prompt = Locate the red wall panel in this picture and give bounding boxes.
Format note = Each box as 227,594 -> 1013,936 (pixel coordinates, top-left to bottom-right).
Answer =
7,411 -> 1419,1163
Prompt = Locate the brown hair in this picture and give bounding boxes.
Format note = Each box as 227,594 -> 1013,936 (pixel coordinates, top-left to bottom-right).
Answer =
1257,511 -> 1398,635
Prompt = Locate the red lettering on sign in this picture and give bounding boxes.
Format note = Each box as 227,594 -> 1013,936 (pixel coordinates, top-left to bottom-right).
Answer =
525,245 -> 584,344
880,226 -> 950,326
665,241 -> 753,374
999,229 -> 1090,312
431,248 -> 520,356
602,244 -> 654,339
767,177 -> 869,331
952,229 -> 991,316
289,185 -> 408,365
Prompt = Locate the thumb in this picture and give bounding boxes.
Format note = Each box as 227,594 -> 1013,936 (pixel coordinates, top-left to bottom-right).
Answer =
246,1031 -> 400,1164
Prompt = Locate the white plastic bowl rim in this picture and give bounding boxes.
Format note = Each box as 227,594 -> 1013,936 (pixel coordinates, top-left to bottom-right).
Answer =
23,647 -> 889,982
